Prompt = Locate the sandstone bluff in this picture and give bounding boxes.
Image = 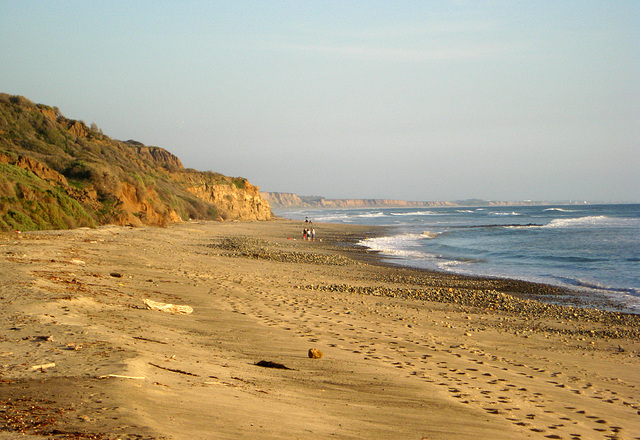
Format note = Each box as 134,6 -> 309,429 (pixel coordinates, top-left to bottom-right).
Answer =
0,94 -> 273,231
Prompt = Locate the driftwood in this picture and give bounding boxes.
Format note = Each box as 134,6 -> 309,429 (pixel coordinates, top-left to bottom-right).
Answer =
133,336 -> 168,344
148,362 -> 199,376
99,374 -> 145,380
30,362 -> 55,371
143,298 -> 193,315
255,360 -> 293,370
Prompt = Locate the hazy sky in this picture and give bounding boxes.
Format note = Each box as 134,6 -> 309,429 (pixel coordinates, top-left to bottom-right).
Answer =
2,1 -> 639,202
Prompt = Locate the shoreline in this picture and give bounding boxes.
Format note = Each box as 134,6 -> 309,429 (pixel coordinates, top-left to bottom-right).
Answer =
1,219 -> 639,439
307,219 -> 636,316
302,214 -> 639,316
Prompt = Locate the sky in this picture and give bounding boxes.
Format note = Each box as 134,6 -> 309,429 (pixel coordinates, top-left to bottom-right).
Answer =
1,1 -> 639,203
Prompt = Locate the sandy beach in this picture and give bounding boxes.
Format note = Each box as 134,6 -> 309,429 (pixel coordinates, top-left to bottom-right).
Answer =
1,219 -> 639,440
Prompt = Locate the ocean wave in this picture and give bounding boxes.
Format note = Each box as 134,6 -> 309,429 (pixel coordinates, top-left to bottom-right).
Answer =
542,255 -> 605,264
544,207 -> 577,212
503,224 -> 544,229
450,223 -> 543,229
358,232 -> 441,258
360,232 -> 430,248
389,211 -> 441,216
490,211 -> 522,216
544,215 -> 633,229
356,211 -> 386,218
359,243 -> 428,260
282,211 -> 346,222
310,214 -> 352,222
436,260 -> 464,270
551,276 -> 640,296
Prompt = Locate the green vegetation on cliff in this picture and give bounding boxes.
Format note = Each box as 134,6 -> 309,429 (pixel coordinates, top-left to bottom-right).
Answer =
0,94 -> 272,231
0,162 -> 96,231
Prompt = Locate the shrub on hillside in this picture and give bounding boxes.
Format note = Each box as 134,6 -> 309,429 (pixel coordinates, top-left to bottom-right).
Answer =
63,160 -> 94,180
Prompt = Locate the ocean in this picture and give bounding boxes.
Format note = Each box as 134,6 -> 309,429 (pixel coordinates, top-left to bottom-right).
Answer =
275,204 -> 640,314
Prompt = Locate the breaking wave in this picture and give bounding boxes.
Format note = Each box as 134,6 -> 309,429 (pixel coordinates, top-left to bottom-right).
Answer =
544,216 -> 633,229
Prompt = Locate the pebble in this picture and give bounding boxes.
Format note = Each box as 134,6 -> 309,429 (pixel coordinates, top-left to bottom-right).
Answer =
308,348 -> 323,359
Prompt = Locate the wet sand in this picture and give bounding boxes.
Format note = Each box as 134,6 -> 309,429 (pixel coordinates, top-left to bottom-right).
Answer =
0,219 -> 639,439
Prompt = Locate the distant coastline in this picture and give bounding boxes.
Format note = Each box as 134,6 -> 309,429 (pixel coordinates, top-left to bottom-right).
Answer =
261,191 -> 591,209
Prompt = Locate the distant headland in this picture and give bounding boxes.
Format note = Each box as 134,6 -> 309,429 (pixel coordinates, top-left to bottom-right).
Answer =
260,192 -> 584,209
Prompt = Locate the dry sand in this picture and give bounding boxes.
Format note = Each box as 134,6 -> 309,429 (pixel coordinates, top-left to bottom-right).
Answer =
0,219 -> 639,440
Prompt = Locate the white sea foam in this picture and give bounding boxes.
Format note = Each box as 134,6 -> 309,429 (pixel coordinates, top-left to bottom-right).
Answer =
359,232 -> 437,257
544,207 -> 577,212
360,233 -> 420,248
436,260 -> 464,271
311,214 -> 352,222
357,211 -> 386,218
544,215 -> 630,228
491,211 -> 522,216
390,211 -> 441,216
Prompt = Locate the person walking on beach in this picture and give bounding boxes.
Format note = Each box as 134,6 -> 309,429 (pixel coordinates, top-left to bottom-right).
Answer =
311,228 -> 315,241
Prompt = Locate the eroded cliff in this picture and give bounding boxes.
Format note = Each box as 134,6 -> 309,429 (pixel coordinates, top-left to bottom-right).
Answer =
0,93 -> 273,231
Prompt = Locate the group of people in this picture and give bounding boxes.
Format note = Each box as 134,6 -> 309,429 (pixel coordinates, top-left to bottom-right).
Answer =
302,227 -> 315,241
303,217 -> 315,241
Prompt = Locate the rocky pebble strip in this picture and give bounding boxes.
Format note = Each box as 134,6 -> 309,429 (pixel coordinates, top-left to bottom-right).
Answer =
297,283 -> 640,340
207,236 -> 351,266
365,270 -> 630,312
